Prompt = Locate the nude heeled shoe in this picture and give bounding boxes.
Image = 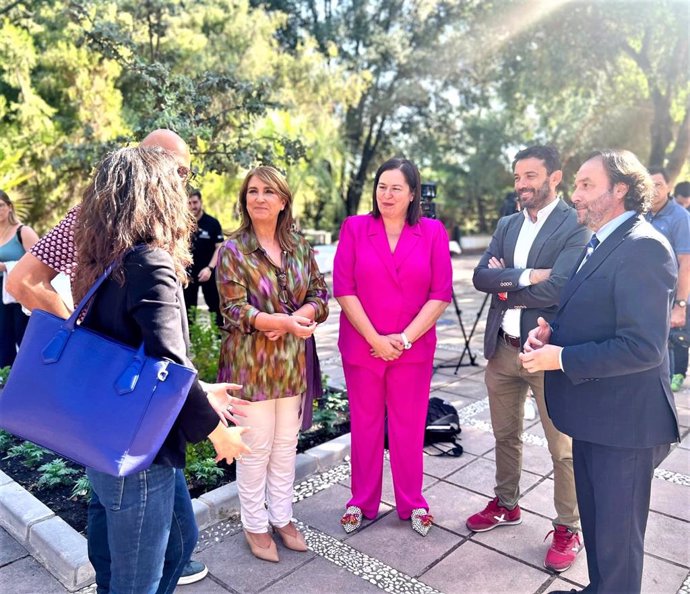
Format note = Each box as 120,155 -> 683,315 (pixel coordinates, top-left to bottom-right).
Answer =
273,522 -> 308,552
244,530 -> 280,562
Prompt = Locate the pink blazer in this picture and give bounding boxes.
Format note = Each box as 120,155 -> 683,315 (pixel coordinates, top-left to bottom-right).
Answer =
333,214 -> 452,371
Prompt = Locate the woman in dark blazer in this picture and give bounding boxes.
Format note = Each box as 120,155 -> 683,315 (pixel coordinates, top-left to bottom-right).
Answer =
72,147 -> 251,594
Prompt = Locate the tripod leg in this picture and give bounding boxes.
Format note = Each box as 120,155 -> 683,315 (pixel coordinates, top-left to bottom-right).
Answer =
454,292 -> 489,373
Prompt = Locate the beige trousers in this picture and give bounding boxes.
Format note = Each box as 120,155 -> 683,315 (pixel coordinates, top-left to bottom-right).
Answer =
235,395 -> 302,533
485,338 -> 580,531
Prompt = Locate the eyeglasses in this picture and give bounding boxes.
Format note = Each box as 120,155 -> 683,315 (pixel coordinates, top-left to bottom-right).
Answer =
277,271 -> 289,305
177,166 -> 197,183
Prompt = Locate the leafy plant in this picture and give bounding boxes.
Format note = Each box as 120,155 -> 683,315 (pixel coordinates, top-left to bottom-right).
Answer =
184,440 -> 223,488
0,366 -> 10,386
186,458 -> 224,489
0,430 -> 13,454
37,459 -> 79,489
311,385 -> 349,435
70,474 -> 91,500
187,308 -> 221,382
4,441 -> 48,468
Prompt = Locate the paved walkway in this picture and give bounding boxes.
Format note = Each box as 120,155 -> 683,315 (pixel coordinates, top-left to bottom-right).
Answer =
1,255 -> 689,594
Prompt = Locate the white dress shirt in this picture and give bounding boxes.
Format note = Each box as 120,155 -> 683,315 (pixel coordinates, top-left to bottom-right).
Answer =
501,198 -> 561,338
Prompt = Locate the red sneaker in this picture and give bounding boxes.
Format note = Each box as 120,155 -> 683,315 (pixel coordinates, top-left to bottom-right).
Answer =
466,497 -> 522,532
544,524 -> 581,572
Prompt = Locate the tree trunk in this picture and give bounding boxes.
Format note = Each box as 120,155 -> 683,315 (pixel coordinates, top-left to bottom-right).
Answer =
648,88 -> 674,168
665,98 -> 690,185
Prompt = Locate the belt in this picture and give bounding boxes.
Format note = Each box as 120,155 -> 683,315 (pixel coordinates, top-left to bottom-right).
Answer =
498,328 -> 521,349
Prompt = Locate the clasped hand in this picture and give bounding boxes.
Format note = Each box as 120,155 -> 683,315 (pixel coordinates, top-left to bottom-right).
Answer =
263,313 -> 317,341
369,334 -> 404,361
518,316 -> 562,372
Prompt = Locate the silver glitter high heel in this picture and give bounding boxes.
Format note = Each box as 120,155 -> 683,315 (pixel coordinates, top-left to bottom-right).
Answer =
411,508 -> 433,536
340,505 -> 363,534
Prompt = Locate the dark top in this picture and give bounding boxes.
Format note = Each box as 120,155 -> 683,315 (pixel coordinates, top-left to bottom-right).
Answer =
190,213 -> 224,277
545,215 -> 680,448
83,247 -> 219,467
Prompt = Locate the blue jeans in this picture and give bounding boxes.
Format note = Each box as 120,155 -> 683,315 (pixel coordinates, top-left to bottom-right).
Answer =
87,465 -> 198,594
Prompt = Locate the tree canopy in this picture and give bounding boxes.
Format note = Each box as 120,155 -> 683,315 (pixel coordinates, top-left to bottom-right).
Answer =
1,0 -> 688,235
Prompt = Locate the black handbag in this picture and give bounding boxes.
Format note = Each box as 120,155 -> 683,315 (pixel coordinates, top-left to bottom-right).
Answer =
424,397 -> 463,457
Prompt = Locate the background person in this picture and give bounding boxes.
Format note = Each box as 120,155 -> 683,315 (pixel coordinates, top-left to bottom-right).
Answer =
674,180 -> 690,209
0,190 -> 39,367
216,166 -> 329,562
5,129 -> 239,587
520,149 -> 680,594
468,146 -> 589,573
333,157 -> 451,537
646,167 -> 690,393
184,189 -> 224,327
73,147 -> 250,593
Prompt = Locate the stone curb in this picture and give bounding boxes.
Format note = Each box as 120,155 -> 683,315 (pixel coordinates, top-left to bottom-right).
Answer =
0,433 -> 352,591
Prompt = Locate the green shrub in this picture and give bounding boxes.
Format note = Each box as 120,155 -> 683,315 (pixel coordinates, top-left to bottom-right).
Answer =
71,474 -> 92,500
0,366 -> 10,386
311,385 -> 348,435
187,307 -> 221,382
184,439 -> 222,487
37,459 -> 79,488
5,442 -> 48,468
186,458 -> 224,488
0,430 -> 13,454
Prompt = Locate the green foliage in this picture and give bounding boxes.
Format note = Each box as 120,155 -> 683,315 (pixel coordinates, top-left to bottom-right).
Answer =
36,459 -> 80,489
186,458 -> 224,488
184,439 -> 223,488
1,0 -> 688,236
4,442 -> 48,468
70,474 -> 92,500
0,366 -> 10,386
310,384 -> 348,435
0,430 -> 13,454
187,308 -> 220,382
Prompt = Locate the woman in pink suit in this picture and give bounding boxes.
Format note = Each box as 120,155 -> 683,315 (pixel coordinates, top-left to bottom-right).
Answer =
333,157 -> 452,536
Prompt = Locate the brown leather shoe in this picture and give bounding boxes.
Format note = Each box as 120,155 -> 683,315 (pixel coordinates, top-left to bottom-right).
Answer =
244,530 -> 279,562
273,522 -> 308,552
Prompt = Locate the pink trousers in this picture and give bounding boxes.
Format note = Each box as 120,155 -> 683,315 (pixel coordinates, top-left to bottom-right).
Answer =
343,360 -> 433,519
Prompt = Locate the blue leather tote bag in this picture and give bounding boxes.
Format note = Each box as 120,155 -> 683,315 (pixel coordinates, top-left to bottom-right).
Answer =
0,255 -> 197,476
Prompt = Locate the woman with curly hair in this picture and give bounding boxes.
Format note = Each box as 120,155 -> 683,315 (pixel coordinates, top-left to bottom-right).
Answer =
73,146 -> 250,593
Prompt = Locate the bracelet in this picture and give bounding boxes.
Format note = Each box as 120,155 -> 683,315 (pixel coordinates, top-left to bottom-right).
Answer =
400,331 -> 412,350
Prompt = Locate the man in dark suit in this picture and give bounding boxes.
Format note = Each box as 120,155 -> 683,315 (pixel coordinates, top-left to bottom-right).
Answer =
468,146 -> 590,572
520,149 -> 680,594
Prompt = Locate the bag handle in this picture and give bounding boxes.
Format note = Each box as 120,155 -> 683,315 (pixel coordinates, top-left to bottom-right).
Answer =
42,245 -> 147,366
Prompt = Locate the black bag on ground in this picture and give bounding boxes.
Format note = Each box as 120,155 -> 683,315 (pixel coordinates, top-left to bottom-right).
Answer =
424,397 -> 463,457
383,397 -> 463,457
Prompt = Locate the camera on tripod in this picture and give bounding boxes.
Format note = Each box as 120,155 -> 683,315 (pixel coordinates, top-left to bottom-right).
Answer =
420,182 -> 437,219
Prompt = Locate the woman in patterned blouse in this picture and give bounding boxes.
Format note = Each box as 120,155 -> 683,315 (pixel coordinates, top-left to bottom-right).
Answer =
216,166 -> 329,563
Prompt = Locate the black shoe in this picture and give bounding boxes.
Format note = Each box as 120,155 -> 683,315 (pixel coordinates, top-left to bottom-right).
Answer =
177,560 -> 208,586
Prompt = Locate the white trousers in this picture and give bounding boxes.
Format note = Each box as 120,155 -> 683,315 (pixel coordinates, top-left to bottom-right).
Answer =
235,395 -> 302,532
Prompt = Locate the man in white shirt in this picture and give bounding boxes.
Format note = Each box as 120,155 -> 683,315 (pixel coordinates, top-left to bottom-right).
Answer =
469,145 -> 591,573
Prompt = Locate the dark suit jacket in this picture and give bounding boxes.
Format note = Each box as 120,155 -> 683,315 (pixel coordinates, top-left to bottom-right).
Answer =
83,246 -> 219,468
473,200 -> 591,359
545,215 -> 680,448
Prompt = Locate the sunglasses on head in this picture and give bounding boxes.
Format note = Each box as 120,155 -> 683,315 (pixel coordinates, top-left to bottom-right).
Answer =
177,166 -> 197,182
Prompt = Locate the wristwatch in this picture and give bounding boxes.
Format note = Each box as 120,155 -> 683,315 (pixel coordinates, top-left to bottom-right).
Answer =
400,331 -> 413,350
675,299 -> 687,308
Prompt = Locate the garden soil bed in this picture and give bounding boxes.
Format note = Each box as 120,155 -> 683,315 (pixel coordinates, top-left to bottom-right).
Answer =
0,421 -> 350,535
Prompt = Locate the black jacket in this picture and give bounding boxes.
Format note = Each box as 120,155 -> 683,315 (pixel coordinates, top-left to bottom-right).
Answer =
83,246 -> 219,467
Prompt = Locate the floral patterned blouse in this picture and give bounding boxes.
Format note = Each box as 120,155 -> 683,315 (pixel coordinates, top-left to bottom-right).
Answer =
216,229 -> 329,401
